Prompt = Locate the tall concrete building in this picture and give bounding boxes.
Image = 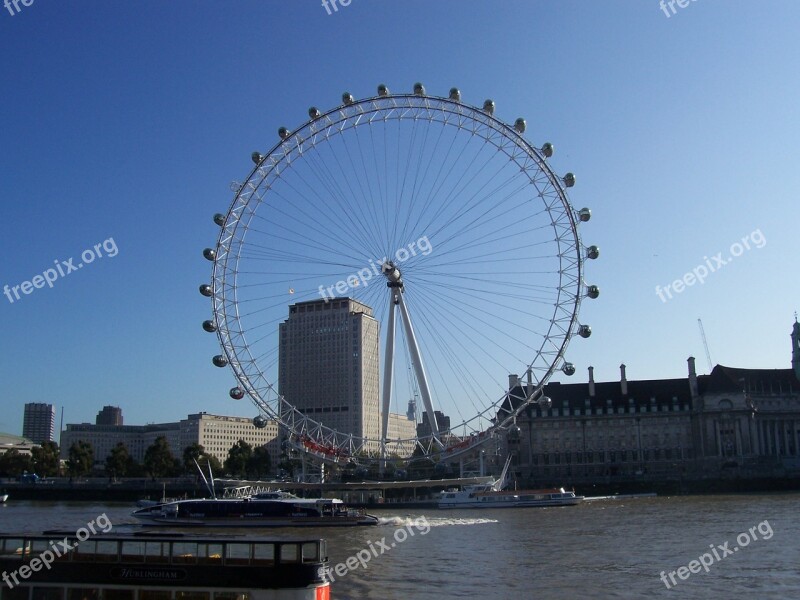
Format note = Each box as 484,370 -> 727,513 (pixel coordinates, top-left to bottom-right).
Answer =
22,403 -> 56,444
96,406 -> 123,426
279,298 -> 381,447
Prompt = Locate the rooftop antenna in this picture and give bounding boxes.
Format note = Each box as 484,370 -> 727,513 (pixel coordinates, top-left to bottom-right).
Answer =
697,318 -> 713,373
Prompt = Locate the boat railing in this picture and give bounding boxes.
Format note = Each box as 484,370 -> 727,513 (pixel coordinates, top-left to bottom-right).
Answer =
0,533 -> 327,568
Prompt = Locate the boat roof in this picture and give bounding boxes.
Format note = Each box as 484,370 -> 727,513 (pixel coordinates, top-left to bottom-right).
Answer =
2,530 -> 326,545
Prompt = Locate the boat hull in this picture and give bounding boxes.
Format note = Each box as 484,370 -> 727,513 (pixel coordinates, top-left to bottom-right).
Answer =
133,515 -> 379,527
439,497 -> 583,509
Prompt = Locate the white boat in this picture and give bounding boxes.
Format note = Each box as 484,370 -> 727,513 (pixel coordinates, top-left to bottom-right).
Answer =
438,457 -> 584,509
0,494 -> 7,503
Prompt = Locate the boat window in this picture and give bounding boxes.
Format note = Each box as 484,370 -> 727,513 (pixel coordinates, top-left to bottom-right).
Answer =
120,541 -> 145,563
225,543 -> 252,566
67,588 -> 99,600
279,543 -> 299,564
139,592 -> 171,600
302,542 -> 319,563
95,541 -> 119,562
144,541 -> 170,564
0,538 -> 27,559
172,542 -> 198,564
251,543 -> 275,566
103,591 -> 135,600
74,540 -> 97,559
31,588 -> 63,600
198,543 -> 223,565
2,586 -> 28,600
31,539 -> 51,554
175,593 -> 210,600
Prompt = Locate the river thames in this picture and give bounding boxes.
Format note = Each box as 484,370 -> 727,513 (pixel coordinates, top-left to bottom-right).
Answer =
1,493 -> 798,599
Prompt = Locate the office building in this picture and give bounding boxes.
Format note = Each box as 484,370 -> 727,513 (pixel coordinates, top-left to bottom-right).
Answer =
22,403 -> 56,445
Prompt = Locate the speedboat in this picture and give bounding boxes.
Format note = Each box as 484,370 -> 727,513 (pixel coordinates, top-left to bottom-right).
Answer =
132,490 -> 378,527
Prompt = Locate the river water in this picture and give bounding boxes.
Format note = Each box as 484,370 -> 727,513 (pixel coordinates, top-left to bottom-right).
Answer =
1,494 -> 799,599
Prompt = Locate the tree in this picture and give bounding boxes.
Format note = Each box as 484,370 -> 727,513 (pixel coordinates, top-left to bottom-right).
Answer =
143,436 -> 178,478
0,449 -> 33,477
31,441 -> 60,477
105,442 -> 135,478
67,441 -> 94,477
224,440 -> 253,478
182,443 -> 222,476
246,445 -> 272,479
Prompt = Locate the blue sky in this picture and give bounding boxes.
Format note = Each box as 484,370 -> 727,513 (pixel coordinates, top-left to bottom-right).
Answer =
1,1 -> 798,436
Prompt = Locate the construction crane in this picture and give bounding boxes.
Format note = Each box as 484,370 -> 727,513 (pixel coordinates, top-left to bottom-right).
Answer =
697,318 -> 713,373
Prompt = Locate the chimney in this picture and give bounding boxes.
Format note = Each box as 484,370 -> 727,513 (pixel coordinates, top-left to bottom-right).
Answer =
688,356 -> 699,399
588,366 -> 595,397
620,363 -> 628,396
508,374 -> 519,391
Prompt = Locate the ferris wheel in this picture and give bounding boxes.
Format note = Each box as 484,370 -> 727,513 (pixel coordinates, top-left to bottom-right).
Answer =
199,83 -> 599,469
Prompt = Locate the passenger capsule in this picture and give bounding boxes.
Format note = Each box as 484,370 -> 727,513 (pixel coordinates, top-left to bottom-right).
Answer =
230,387 -> 245,400
213,213 -> 226,226
578,324 -> 592,338
308,107 -> 321,119
377,84 -> 390,96
251,152 -> 262,165
413,83 -> 426,96
278,127 -> 290,139
563,173 -> 576,188
587,285 -> 600,299
448,88 -> 461,101
203,248 -> 216,261
483,99 -> 495,115
342,92 -> 354,105
212,355 -> 228,368
253,415 -> 268,428
514,118 -> 526,133
578,208 -> 592,222
202,320 -> 217,333
586,245 -> 600,260
541,143 -> 554,158
562,362 -> 576,376
199,284 -> 213,297
539,396 -> 552,409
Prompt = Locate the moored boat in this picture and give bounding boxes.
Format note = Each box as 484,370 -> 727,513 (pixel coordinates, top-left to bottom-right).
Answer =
0,531 -> 330,599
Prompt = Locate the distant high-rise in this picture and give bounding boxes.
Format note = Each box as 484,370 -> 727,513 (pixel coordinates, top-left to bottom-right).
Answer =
279,298 -> 381,446
417,410 -> 450,439
22,403 -> 56,444
96,406 -> 123,426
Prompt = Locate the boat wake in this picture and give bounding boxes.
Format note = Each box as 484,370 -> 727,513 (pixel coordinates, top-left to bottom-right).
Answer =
377,516 -> 498,527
